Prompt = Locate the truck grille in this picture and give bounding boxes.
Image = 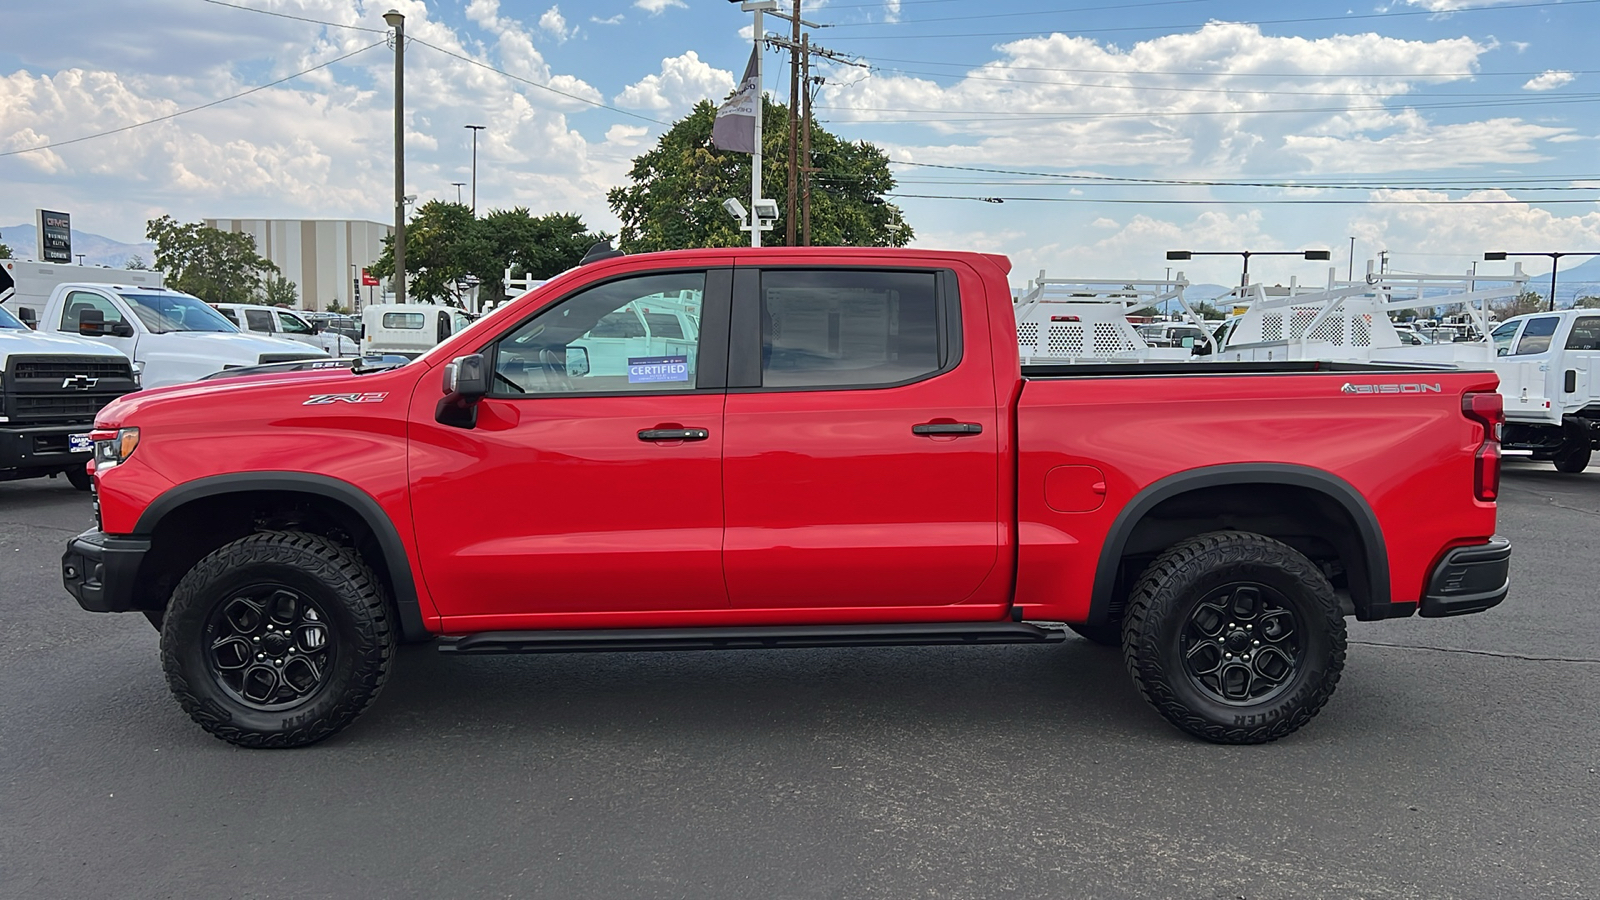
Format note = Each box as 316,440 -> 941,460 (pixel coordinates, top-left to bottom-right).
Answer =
2,355 -> 137,424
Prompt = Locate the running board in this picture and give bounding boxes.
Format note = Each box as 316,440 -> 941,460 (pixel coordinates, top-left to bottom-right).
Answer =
437,621 -> 1067,655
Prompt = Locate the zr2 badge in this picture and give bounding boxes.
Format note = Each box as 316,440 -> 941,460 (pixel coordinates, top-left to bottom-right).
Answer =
304,392 -> 389,405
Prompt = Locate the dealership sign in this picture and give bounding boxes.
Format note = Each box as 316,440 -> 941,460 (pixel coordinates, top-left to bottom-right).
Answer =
36,209 -> 71,263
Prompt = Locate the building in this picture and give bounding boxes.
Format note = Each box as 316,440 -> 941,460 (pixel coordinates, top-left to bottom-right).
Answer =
204,218 -> 391,311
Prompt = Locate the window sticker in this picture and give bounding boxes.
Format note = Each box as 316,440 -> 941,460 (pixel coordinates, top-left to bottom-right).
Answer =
628,355 -> 689,384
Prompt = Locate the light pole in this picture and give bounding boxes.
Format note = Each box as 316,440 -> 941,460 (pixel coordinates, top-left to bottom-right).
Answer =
383,9 -> 407,305
1347,236 -> 1355,281
1483,251 -> 1600,311
465,124 -> 486,214
1167,249 -> 1333,289
451,182 -> 466,205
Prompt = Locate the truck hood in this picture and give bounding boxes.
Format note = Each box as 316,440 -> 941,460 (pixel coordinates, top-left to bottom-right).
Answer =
0,328 -> 130,358
93,362 -> 419,426
147,331 -> 328,362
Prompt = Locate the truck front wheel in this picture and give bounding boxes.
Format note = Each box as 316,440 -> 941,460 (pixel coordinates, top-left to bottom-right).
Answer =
159,531 -> 394,748
1121,531 -> 1346,745
1553,423 -> 1591,474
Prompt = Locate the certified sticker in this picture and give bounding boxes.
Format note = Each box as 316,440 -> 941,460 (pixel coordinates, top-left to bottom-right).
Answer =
627,356 -> 689,384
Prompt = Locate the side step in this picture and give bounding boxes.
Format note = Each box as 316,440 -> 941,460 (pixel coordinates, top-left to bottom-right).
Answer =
437,621 -> 1067,655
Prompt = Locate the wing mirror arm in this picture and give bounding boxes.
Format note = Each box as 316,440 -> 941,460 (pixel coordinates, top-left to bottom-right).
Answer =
436,353 -> 489,429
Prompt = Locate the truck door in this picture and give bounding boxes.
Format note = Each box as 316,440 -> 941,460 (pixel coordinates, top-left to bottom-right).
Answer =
1562,315 -> 1600,408
408,266 -> 733,623
58,289 -> 137,360
721,264 -> 1004,612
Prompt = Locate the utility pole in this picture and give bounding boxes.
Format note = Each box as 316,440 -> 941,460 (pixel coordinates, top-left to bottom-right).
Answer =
785,0 -> 801,246
1379,250 -> 1388,275
801,36 -> 813,246
465,124 -> 486,214
383,9 -> 406,305
1347,236 -> 1355,281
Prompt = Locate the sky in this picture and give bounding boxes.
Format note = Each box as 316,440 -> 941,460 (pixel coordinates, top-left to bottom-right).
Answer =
3,0 -> 1599,290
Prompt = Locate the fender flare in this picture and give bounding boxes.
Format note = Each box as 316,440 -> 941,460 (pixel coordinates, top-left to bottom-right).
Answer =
134,472 -> 430,641
1086,463 -> 1391,626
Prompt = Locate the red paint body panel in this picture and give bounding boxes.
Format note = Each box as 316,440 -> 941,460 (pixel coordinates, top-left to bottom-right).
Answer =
87,246 -> 1501,638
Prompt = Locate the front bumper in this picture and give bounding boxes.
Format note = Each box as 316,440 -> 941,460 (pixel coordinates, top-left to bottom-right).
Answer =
62,529 -> 150,613
0,424 -> 92,473
1420,536 -> 1511,617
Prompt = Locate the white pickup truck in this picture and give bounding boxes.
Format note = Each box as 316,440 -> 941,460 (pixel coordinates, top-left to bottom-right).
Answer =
22,284 -> 325,388
0,297 -> 137,490
213,303 -> 360,357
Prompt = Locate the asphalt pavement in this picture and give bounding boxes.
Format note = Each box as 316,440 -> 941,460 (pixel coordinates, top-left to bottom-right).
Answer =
1,460 -> 1596,899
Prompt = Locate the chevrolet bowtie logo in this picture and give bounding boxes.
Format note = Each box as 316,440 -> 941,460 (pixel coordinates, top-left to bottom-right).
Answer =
62,375 -> 98,390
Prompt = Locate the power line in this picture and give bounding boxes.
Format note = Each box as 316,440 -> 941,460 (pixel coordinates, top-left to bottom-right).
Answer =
0,41 -> 386,158
885,193 -> 1600,204
823,0 -> 1600,38
855,55 -> 1596,80
199,0 -> 386,33
877,178 -> 1600,191
884,160 -> 1600,189
825,0 -> 1221,24
816,93 -> 1600,123
408,38 -> 669,125
863,63 -> 1596,98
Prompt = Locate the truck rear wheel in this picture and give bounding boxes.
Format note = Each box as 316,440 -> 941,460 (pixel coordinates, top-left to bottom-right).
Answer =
1121,530 -> 1346,745
1553,426 -> 1591,473
159,531 -> 394,748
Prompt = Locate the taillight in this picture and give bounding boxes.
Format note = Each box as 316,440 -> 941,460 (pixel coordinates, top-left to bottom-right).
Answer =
1462,392 -> 1502,502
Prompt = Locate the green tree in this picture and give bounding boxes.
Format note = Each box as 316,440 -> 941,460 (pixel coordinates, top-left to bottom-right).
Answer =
368,203 -> 608,306
145,215 -> 280,304
606,99 -> 912,252
1574,295 -> 1600,309
0,242 -> 12,260
125,254 -> 148,270
1494,289 -> 1547,319
260,275 -> 299,307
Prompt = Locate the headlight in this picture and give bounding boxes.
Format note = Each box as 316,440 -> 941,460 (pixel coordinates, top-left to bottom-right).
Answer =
91,427 -> 140,471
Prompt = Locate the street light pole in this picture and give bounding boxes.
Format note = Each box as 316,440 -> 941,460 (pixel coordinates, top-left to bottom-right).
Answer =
465,125 -> 486,214
1166,249 -> 1333,291
451,182 -> 466,205
383,9 -> 406,305
1484,251 -> 1600,311
1348,236 -> 1355,281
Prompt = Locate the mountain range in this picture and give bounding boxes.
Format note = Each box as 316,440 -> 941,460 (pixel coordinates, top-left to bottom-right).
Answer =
0,224 -> 155,269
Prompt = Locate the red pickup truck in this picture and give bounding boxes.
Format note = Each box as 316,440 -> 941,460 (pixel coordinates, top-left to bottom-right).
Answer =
62,246 -> 1510,748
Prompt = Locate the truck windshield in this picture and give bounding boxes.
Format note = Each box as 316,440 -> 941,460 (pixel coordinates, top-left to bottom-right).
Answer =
0,305 -> 26,330
117,292 -> 239,334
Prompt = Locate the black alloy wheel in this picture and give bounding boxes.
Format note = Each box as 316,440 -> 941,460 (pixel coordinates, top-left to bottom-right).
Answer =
1178,582 -> 1304,706
203,585 -> 334,710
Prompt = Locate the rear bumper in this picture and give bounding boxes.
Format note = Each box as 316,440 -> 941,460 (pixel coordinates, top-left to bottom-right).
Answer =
1420,536 -> 1511,617
62,529 -> 150,613
0,423 -> 92,473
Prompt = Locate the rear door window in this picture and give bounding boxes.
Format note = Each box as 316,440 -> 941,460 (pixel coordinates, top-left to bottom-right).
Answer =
754,269 -> 947,389
1513,316 -> 1560,355
244,309 -> 275,333
1565,316 -> 1600,351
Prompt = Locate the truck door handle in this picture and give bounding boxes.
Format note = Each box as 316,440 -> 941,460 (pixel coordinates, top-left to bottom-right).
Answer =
912,422 -> 983,435
638,427 -> 710,442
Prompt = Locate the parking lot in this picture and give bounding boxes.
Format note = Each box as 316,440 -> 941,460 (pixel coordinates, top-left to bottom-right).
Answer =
1,461 -> 1596,899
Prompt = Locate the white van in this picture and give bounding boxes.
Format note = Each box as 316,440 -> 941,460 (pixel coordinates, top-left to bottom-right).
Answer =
361,303 -> 474,358
212,303 -> 360,357
29,284 -> 326,388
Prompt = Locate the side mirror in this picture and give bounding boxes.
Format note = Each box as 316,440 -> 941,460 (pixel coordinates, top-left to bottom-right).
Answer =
77,308 -> 107,336
17,307 -> 37,329
111,321 -> 135,338
436,353 -> 489,429
566,346 -> 590,377
311,320 -> 326,334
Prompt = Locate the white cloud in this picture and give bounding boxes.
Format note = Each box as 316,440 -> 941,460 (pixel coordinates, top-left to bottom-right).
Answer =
614,51 -> 734,115
634,0 -> 686,14
539,6 -> 575,43
1284,115 -> 1567,172
1401,0 -> 1521,9
590,14 -> 625,25
605,123 -> 650,147
885,0 -> 902,23
465,0 -> 500,29
1524,70 -> 1576,91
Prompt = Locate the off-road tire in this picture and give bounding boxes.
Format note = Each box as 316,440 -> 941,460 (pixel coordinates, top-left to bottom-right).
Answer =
64,466 -> 92,491
1067,620 -> 1122,647
1121,530 -> 1346,745
160,531 -> 393,748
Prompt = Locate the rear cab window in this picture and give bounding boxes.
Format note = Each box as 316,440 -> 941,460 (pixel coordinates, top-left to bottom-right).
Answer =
1565,316 -> 1600,351
744,269 -> 954,389
383,312 -> 426,329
